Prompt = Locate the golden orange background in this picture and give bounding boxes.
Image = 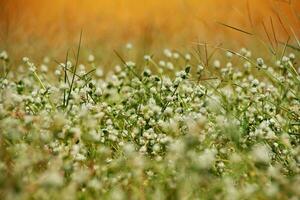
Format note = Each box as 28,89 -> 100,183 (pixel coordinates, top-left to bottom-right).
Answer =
0,0 -> 299,58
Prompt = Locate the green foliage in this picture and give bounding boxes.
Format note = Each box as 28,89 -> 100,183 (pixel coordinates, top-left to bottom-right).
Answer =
0,47 -> 299,200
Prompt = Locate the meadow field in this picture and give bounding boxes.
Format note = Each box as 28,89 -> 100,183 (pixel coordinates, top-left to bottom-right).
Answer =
0,0 -> 300,199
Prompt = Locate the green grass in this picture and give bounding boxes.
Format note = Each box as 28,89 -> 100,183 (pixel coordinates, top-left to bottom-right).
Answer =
0,44 -> 299,199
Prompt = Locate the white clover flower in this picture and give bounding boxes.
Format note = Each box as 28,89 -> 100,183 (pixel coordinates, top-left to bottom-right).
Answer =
29,64 -> 36,72
245,50 -> 252,58
265,183 -> 278,197
126,43 -> 133,49
176,70 -> 186,78
2,79 -> 8,85
123,143 -> 135,155
72,169 -> 90,184
213,60 -> 221,68
113,65 -> 122,73
55,69 -> 61,76
79,69 -> 87,76
185,53 -> 191,60
66,60 -> 72,68
159,60 -> 166,67
251,144 -> 271,163
166,62 -> 174,70
282,56 -> 289,63
197,149 -> 217,169
70,127 -> 81,138
243,184 -> 257,197
172,52 -> 180,59
267,165 -> 280,178
0,50 -> 8,60
139,145 -> 147,153
40,64 -> 48,73
226,62 -> 232,68
43,56 -> 50,63
75,153 -> 87,161
22,57 -> 29,63
275,60 -> 281,67
257,58 -> 264,66
144,55 -> 151,61
40,171 -> 64,187
143,68 -> 151,76
164,49 -> 172,58
197,65 -> 204,72
150,87 -> 157,93
153,144 -> 160,152
126,61 -> 136,67
164,107 -> 173,116
108,134 -> 117,142
230,153 -> 242,163
87,179 -> 101,190
240,48 -> 247,55
88,54 -> 95,62
95,68 -> 103,77
226,51 -> 233,58
251,79 -> 259,86
289,53 -> 295,60
244,61 -> 251,69
78,64 -> 85,71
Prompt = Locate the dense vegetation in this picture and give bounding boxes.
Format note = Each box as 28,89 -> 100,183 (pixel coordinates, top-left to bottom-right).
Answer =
0,46 -> 299,199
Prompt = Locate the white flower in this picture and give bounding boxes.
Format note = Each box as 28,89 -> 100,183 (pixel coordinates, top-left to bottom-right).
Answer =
43,56 -> 50,63
22,57 -> 29,63
150,87 -> 156,93
0,51 -> 8,60
164,107 -> 173,116
213,60 -> 221,68
226,62 -> 232,68
244,61 -> 251,69
197,65 -> 204,72
251,144 -> 271,163
197,149 -> 217,169
185,53 -> 191,60
245,50 -> 252,58
240,48 -> 247,55
78,64 -> 85,71
159,60 -> 166,67
257,58 -> 264,66
29,64 -> 36,72
87,179 -> 101,190
126,43 -> 133,49
166,62 -> 174,70
173,52 -> 180,59
282,56 -> 289,63
226,51 -> 233,58
88,54 -> 95,62
164,49 -> 172,58
40,64 -> 48,73
55,69 -> 61,76
96,68 -> 103,77
40,171 -> 64,187
59,82 -> 68,90
289,53 -> 295,60
75,153 -> 87,161
126,61 -> 136,67
139,145 -> 147,153
114,65 -> 122,72
144,55 -> 151,61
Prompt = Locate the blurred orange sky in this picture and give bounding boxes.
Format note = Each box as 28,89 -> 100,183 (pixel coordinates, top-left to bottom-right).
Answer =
0,0 -> 300,57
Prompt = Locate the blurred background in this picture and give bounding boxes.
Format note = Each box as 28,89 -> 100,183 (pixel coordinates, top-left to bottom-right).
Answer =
0,0 -> 300,61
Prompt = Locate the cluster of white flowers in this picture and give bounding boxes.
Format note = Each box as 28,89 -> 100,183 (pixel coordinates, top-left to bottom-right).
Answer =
0,50 -> 8,60
0,47 -> 299,199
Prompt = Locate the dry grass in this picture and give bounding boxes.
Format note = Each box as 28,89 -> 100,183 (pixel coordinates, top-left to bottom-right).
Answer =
0,0 -> 300,60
